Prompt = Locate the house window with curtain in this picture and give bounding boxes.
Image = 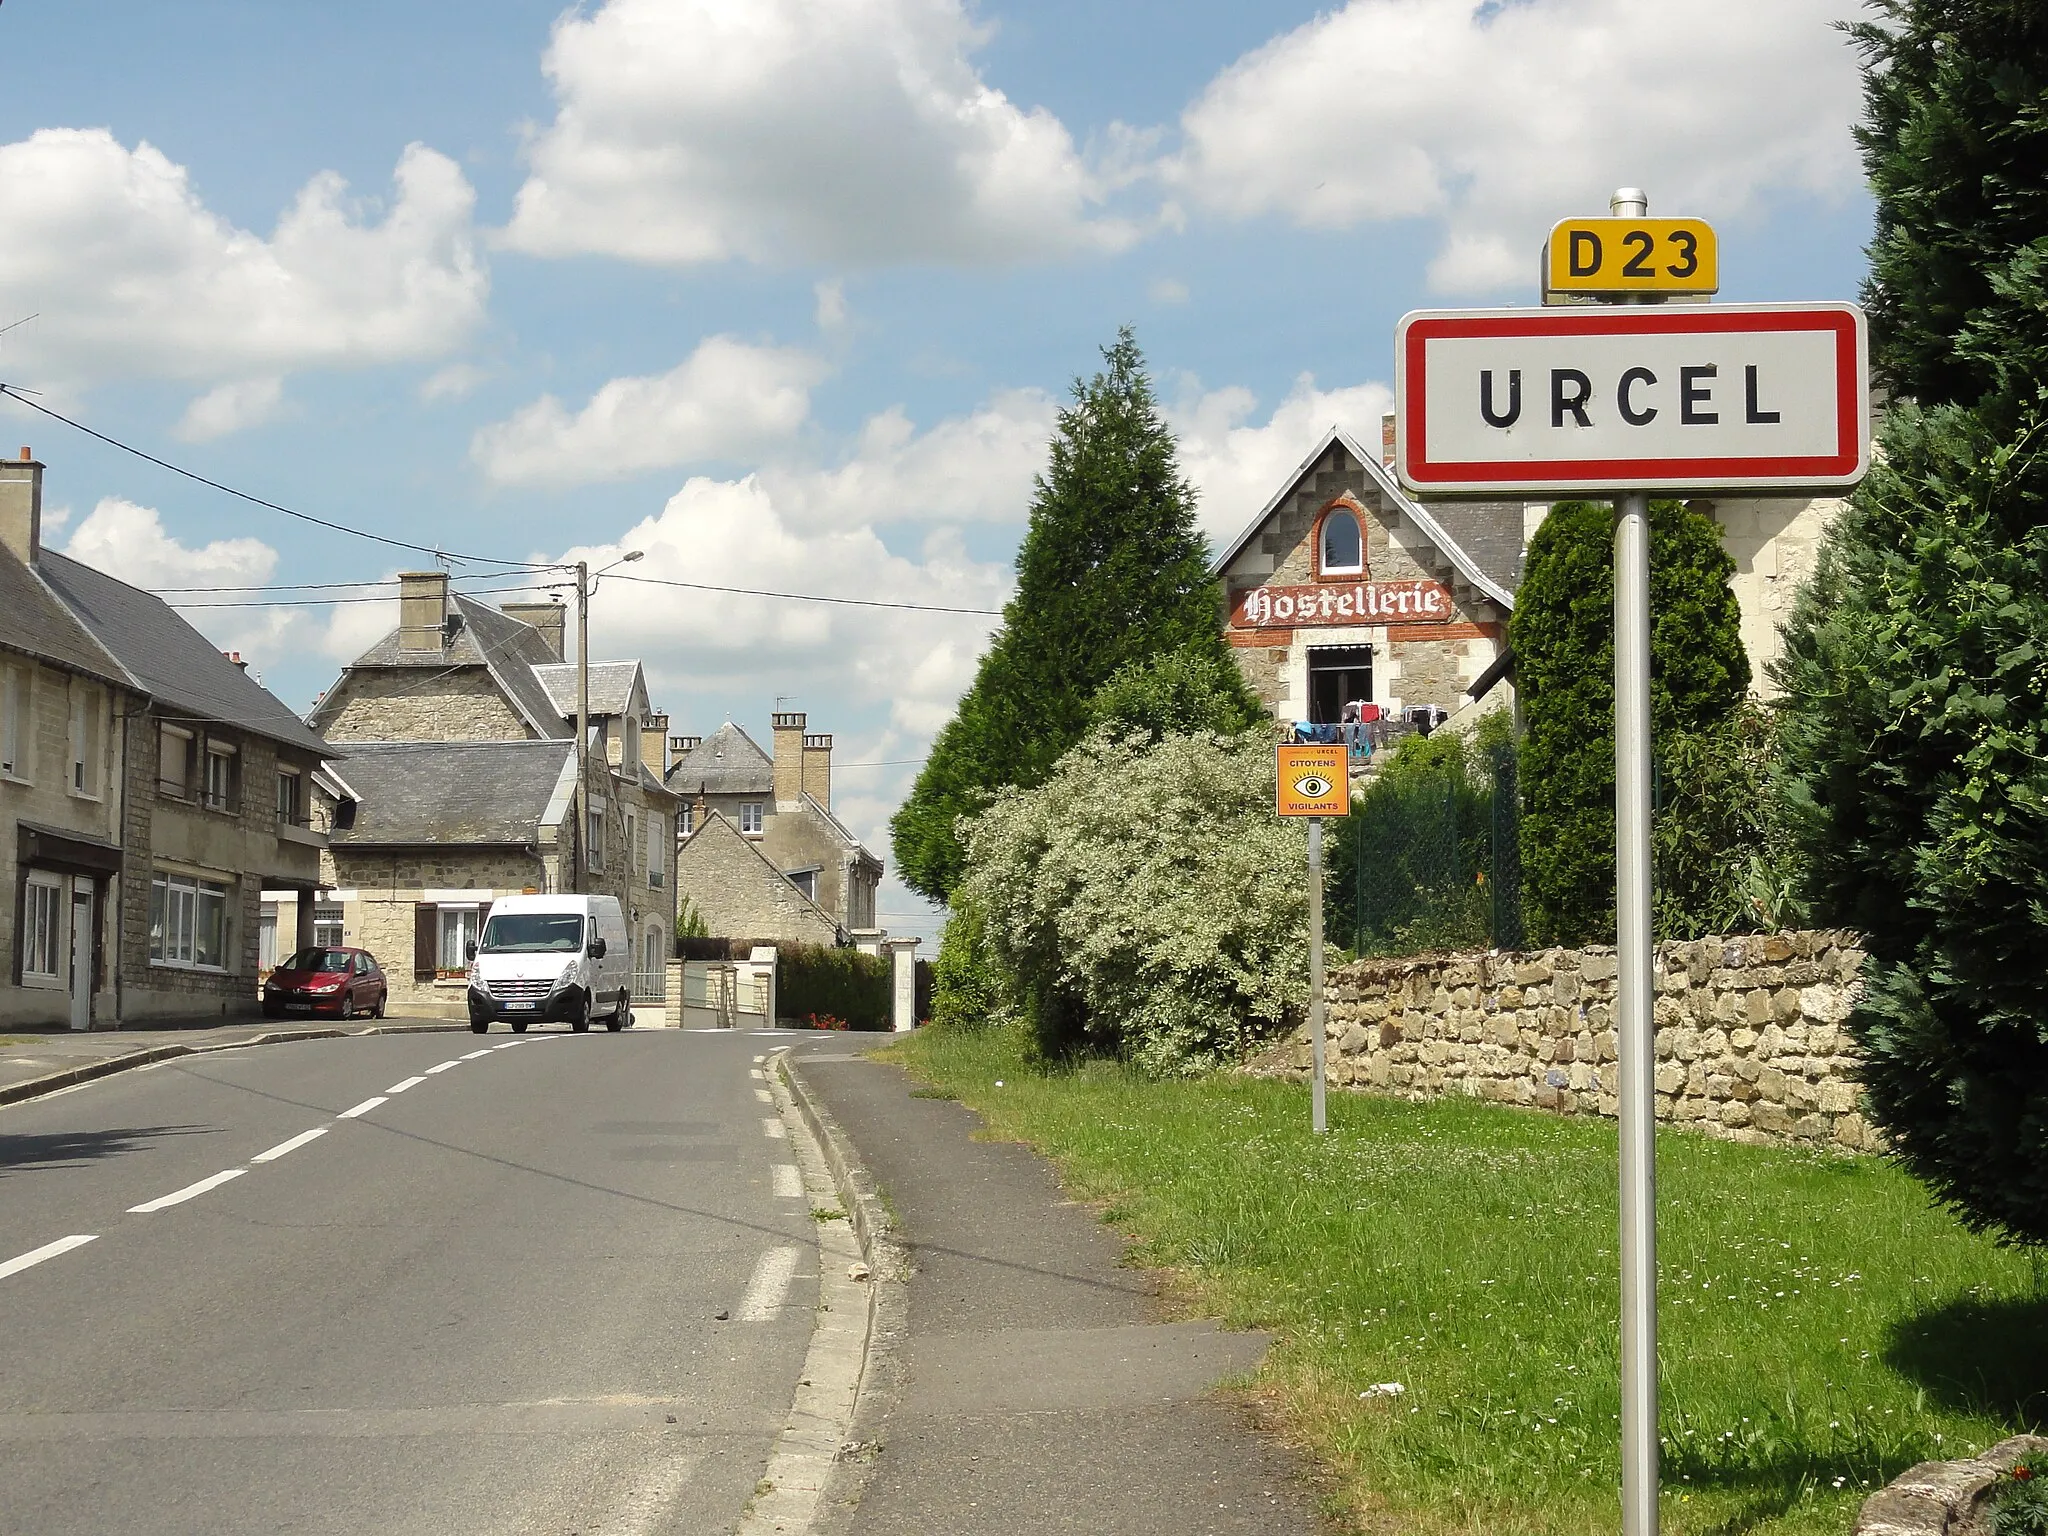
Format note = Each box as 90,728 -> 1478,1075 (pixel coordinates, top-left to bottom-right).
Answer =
22,872 -> 64,982
1319,507 -> 1364,575
203,742 -> 238,812
740,803 -> 763,835
439,905 -> 481,971
150,871 -> 231,970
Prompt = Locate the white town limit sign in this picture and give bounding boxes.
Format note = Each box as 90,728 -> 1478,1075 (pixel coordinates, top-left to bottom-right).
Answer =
1393,301 -> 1868,496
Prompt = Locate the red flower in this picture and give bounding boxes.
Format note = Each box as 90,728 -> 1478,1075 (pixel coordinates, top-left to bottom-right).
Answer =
2013,1463 -> 2034,1482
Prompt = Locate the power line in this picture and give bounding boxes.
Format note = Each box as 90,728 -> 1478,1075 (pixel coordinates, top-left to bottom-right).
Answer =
604,570 -> 1002,616
833,758 -> 927,768
0,383 -> 556,572
167,583 -> 541,609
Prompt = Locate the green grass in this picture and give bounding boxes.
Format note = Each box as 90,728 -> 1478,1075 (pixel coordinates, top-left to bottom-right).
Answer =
887,1025 -> 2046,1536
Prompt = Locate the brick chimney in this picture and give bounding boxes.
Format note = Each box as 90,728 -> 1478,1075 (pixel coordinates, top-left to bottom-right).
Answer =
398,571 -> 450,653
0,447 -> 44,567
801,732 -> 832,809
771,711 -> 805,809
501,600 -> 566,662
643,712 -> 669,777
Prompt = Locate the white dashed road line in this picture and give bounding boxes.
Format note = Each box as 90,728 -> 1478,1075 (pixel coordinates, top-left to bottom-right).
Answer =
736,1246 -> 802,1321
337,1096 -> 387,1119
460,1049 -> 492,1060
128,1169 -> 244,1214
753,1088 -> 772,1103
386,1076 -> 427,1094
771,1165 -> 803,1199
0,1234 -> 97,1281
424,1060 -> 462,1075
760,1117 -> 786,1141
250,1128 -> 328,1164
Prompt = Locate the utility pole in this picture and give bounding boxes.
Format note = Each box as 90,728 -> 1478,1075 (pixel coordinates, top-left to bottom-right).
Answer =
575,558 -> 589,896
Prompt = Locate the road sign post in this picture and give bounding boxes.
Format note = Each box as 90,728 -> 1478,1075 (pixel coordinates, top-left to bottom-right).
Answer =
1393,191 -> 1868,1536
1279,743 -> 1348,1135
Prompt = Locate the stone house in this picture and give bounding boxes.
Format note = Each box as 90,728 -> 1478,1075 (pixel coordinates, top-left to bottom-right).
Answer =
1213,426 -> 1526,729
2,449 -> 333,1026
673,810 -> 844,948
308,572 -> 680,1014
665,712 -> 881,940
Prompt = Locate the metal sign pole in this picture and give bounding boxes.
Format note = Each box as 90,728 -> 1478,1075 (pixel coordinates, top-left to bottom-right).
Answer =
1308,814 -> 1327,1136
1614,486 -> 1659,1536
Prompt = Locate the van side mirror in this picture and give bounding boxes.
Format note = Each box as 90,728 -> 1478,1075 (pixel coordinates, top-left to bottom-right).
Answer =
465,939 -> 477,961
587,937 -> 607,959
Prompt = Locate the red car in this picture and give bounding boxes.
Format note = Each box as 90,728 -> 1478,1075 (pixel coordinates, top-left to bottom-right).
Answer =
262,947 -> 389,1020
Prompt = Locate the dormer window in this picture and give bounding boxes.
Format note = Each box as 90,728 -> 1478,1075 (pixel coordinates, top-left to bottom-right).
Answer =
1320,508 -> 1364,576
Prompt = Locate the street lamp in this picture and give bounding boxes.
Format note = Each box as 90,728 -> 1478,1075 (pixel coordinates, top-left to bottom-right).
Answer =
574,549 -> 644,892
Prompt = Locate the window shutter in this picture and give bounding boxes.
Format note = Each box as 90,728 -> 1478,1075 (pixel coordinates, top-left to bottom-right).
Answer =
413,903 -> 437,979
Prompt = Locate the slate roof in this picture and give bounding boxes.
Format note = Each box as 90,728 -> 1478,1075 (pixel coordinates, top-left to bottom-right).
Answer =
531,660 -> 641,720
1208,426 -> 1522,608
325,593 -> 570,739
0,546 -> 126,685
665,721 -> 774,796
36,549 -> 334,756
326,740 -> 576,846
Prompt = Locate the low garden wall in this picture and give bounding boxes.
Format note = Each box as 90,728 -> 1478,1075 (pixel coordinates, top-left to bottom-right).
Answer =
1248,930 -> 1876,1151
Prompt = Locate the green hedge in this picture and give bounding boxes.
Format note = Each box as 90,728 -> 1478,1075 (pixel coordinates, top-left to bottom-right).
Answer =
777,944 -> 891,1031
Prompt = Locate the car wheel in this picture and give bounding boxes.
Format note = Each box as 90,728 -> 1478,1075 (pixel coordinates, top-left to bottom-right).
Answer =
340,992 -> 355,1021
511,1019 -> 529,1033
470,1019 -> 488,1034
606,1000 -> 625,1033
373,992 -> 387,1020
570,991 -> 591,1033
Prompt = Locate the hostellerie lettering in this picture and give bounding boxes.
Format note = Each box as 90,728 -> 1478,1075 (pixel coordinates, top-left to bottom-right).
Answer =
1234,581 -> 1452,629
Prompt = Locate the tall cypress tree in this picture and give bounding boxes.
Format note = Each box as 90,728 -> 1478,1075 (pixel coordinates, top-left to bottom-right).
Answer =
1777,1 -> 2048,1245
891,329 -> 1251,901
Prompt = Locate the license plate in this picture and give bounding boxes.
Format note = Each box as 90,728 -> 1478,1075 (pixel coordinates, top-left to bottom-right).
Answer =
286,1003 -> 314,1012
505,1001 -> 536,1011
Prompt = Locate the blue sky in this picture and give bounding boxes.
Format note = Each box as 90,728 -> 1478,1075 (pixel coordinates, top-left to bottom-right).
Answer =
0,0 -> 1875,939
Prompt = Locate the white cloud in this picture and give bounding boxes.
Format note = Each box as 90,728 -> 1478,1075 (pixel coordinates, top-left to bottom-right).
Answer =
1169,374 -> 1395,546
762,387 -> 1057,531
471,336 -> 826,487
814,279 -> 849,333
565,477 -> 1009,740
1148,276 -> 1190,305
499,0 -> 1136,266
0,130 -> 486,388
419,362 -> 489,403
174,377 -> 285,442
1170,0 -> 1861,293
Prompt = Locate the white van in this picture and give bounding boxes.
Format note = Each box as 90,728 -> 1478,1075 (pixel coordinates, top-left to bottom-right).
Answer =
465,894 -> 632,1034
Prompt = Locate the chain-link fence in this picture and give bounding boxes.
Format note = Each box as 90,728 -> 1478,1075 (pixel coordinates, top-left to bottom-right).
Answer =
1328,740 -> 1524,958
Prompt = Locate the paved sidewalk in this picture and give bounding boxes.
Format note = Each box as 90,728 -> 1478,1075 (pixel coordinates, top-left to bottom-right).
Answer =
790,1042 -> 1327,1536
0,1017 -> 463,1103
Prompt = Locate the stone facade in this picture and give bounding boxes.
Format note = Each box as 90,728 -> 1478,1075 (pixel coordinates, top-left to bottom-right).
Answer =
1249,930 -> 1876,1151
318,667 -> 533,743
1215,431 -> 1520,727
676,811 -> 841,947
324,846 -> 554,1014
1697,494 -> 1844,699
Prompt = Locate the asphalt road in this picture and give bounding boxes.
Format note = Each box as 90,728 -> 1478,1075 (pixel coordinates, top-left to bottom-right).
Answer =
0,1028 -> 821,1536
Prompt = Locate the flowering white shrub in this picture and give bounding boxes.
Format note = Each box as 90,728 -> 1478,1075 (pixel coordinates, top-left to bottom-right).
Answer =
957,728 -> 1309,1076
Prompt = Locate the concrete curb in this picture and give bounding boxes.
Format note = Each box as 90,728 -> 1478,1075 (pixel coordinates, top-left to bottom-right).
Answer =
740,1048 -> 908,1536
0,1021 -> 470,1108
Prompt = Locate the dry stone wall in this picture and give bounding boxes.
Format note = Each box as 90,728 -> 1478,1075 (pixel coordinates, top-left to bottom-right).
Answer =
1250,930 -> 1875,1151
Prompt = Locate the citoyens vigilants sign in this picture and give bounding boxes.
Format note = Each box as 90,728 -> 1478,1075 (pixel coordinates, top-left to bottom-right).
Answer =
1232,580 -> 1453,630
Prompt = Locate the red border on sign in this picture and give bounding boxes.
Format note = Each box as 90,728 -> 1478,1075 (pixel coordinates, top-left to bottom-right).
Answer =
1401,307 -> 1861,488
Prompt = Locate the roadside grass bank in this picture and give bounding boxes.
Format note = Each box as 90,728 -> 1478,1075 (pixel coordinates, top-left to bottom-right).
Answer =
886,1025 -> 2045,1536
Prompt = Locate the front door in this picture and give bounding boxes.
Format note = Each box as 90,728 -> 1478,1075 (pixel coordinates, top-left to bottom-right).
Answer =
69,890 -> 94,1031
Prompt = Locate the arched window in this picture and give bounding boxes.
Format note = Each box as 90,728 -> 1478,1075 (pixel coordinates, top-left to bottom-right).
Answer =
1320,508 -> 1364,575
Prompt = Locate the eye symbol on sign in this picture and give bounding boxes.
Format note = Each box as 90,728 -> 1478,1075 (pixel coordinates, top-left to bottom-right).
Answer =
1292,774 -> 1334,799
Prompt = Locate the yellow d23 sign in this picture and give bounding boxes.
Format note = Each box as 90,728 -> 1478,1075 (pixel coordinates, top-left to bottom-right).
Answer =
1545,217 -> 1717,297
1277,744 -> 1349,817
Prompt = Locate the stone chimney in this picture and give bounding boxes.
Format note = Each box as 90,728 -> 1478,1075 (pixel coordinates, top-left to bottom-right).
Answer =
501,600 -> 566,662
1381,413 -> 1396,468
0,447 -> 44,567
643,712 -> 669,777
672,735 -> 701,756
398,571 -> 450,653
771,711 -> 805,809
801,732 -> 832,809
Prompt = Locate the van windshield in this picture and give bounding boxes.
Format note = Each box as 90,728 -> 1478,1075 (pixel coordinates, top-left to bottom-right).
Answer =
480,913 -> 584,954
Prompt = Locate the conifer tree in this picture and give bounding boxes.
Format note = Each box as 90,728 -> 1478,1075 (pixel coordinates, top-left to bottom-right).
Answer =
1777,0 -> 2048,1244
890,330 -> 1251,901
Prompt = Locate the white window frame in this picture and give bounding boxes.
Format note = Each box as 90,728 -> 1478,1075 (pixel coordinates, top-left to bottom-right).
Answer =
276,765 -> 303,825
587,794 -> 606,871
1,663 -> 31,783
678,804 -> 694,837
150,870 -> 232,972
203,740 -> 238,813
740,802 -> 764,835
22,871 -> 65,985
438,903 -> 481,971
68,682 -> 101,799
159,723 -> 194,800
647,813 -> 664,886
1320,507 -> 1365,576
314,903 -> 345,949
259,902 -> 279,972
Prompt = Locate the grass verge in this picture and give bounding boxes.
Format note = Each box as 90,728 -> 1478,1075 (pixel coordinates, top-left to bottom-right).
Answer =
886,1024 -> 2045,1536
